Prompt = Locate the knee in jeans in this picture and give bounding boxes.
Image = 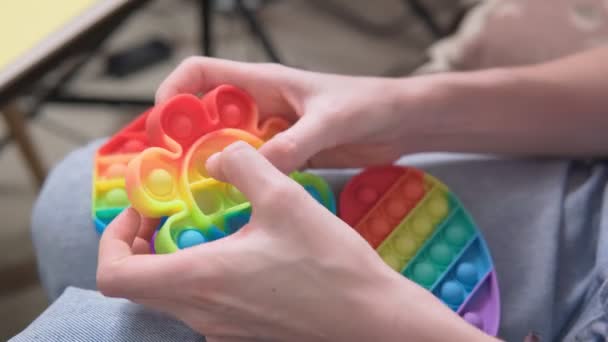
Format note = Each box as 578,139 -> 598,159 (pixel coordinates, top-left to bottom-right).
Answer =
31,141 -> 102,238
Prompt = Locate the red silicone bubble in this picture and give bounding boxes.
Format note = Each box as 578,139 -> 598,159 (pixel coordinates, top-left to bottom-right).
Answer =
202,85 -> 257,132
339,166 -> 426,248
151,95 -> 210,149
98,112 -> 150,156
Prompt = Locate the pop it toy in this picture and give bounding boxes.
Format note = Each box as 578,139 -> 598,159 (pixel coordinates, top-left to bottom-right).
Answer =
92,85 -> 336,253
340,166 -> 500,335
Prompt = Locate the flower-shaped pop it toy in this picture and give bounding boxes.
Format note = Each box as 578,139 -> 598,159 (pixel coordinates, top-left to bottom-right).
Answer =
93,109 -> 153,234
340,166 -> 500,336
92,85 -> 336,254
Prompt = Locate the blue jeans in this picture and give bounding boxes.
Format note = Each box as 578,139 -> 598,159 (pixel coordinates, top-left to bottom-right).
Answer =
10,140 -> 608,341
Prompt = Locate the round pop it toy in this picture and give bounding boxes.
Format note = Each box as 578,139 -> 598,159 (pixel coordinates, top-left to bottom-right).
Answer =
92,85 -> 336,253
339,166 -> 500,335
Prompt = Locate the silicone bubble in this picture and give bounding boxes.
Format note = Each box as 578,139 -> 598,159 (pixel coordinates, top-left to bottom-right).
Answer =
457,262 -> 479,288
464,312 -> 484,330
178,229 -> 207,248
92,85 -> 336,254
339,165 -> 500,336
104,163 -> 127,179
104,188 -> 129,207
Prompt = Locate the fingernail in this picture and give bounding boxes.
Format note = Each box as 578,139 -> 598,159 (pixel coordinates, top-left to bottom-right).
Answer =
205,152 -> 221,177
225,140 -> 251,152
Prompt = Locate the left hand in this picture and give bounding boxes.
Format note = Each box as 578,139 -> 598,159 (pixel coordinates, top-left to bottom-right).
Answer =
97,142 -> 494,342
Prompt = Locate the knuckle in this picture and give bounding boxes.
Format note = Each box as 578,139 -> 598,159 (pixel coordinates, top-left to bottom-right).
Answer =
319,108 -> 346,126
180,56 -> 202,69
261,180 -> 302,207
221,141 -> 250,164
259,62 -> 285,73
274,132 -> 298,155
265,133 -> 298,169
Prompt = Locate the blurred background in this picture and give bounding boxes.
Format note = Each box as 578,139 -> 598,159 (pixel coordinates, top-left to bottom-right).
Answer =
1,0 -> 607,339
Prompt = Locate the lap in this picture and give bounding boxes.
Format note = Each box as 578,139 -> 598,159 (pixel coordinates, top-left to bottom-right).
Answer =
29,140 -> 608,341
9,287 -> 202,342
31,139 -> 105,301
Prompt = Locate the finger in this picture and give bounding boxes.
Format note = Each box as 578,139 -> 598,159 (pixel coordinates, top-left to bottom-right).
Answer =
131,216 -> 160,254
206,141 -> 295,205
131,237 -> 152,255
97,208 -> 183,298
99,207 -> 141,263
306,143 -> 402,169
97,252 -> 184,299
155,57 -> 302,124
137,215 -> 160,242
258,113 -> 334,173
156,57 -> 262,104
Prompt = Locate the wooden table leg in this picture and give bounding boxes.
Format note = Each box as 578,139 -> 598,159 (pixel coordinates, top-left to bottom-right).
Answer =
2,103 -> 46,189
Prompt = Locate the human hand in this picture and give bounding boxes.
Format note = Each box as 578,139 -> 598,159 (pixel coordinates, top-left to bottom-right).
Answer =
97,142 -> 492,342
155,57 -> 436,173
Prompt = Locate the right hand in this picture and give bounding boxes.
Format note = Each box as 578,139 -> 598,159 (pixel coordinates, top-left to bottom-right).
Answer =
156,57 -> 437,173
98,142 -> 494,342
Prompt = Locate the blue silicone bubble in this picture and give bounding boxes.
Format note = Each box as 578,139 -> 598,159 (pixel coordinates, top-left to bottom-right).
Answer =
177,229 -> 207,249
456,262 -> 479,289
431,237 -> 492,310
441,281 -> 465,306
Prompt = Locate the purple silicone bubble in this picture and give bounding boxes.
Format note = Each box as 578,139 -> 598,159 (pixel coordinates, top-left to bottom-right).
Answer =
457,270 -> 500,336
150,231 -> 158,254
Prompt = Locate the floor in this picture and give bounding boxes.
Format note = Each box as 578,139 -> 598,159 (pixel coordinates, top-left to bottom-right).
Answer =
0,0 -> 461,339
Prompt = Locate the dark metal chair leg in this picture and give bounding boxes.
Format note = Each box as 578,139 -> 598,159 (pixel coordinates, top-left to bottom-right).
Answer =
235,0 -> 282,63
2,103 -> 46,189
202,0 -> 214,56
404,0 -> 444,38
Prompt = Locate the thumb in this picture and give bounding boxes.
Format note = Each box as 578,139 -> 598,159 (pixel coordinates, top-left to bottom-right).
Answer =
205,141 -> 296,206
258,113 -> 334,173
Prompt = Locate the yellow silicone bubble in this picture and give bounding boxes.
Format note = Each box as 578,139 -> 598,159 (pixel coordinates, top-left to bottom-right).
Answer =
147,168 -> 174,197
428,195 -> 449,218
412,215 -> 433,237
394,232 -> 418,257
105,188 -> 129,207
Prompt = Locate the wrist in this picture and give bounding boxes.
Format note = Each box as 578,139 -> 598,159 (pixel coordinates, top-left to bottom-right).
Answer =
390,67 -> 520,154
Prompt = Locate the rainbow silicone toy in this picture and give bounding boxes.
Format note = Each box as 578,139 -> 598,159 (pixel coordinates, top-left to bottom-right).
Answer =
92,84 -> 499,335
92,85 -> 336,254
340,166 -> 500,335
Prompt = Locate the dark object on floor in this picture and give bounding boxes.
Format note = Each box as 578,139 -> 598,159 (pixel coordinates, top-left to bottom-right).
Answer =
105,38 -> 173,78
